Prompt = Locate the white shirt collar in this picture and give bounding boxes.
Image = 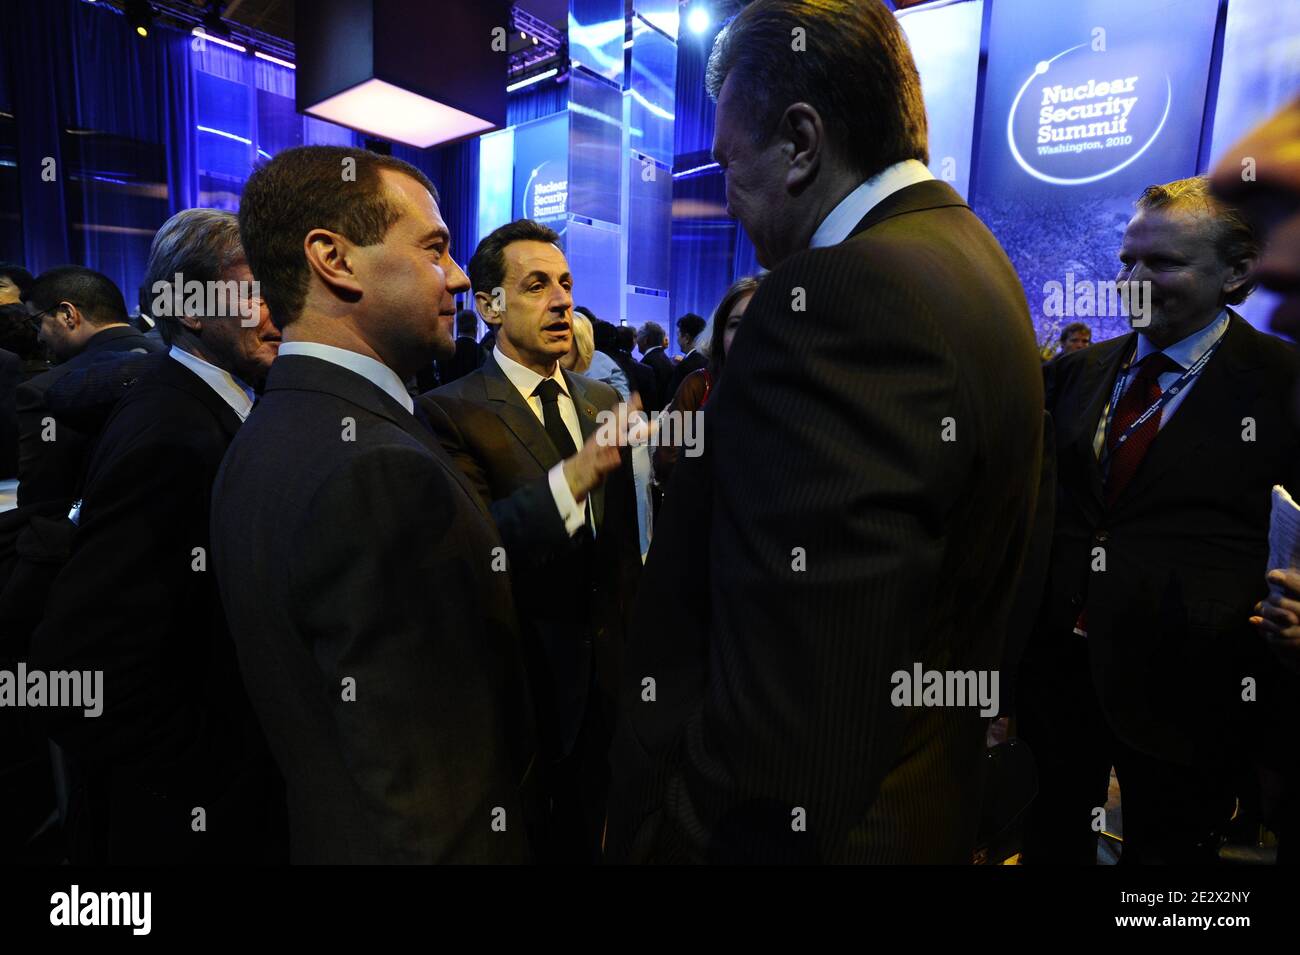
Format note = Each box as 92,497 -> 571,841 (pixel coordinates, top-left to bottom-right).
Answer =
168,345 -> 255,422
276,341 -> 413,413
492,345 -> 571,402
809,159 -> 936,249
1134,310 -> 1230,370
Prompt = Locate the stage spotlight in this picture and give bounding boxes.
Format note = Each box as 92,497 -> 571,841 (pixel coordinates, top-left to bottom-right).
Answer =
686,5 -> 710,35
125,0 -> 154,37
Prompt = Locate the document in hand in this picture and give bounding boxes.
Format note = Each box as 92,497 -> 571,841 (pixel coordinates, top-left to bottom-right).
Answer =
1267,485 -> 1300,594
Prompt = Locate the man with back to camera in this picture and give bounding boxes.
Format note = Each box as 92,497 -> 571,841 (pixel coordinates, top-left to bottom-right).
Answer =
606,0 -> 1043,863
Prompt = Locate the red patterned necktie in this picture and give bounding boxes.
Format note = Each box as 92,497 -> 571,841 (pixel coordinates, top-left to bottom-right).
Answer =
1073,351 -> 1179,638
1104,351 -> 1178,508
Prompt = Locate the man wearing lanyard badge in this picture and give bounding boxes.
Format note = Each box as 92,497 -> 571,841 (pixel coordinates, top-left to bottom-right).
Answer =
1016,176 -> 1300,864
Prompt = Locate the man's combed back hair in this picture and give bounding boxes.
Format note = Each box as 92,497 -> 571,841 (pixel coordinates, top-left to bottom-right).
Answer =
705,0 -> 928,178
26,266 -> 128,326
1136,176 -> 1260,305
237,145 -> 438,328
143,209 -> 245,345
468,219 -> 561,298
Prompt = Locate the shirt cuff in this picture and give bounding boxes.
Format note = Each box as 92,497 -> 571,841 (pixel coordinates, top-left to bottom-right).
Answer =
547,462 -> 586,537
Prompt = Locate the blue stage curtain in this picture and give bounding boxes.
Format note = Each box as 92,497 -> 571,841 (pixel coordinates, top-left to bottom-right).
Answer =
8,0 -> 74,273
6,0 -> 195,308
507,79 -> 569,125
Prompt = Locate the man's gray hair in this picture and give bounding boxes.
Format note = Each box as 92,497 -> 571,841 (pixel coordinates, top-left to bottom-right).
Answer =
142,208 -> 245,344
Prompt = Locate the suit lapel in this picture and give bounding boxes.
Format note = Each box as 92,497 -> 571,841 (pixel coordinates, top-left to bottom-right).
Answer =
480,355 -> 564,471
1110,315 -> 1258,513
1069,334 -> 1135,515
160,354 -> 244,440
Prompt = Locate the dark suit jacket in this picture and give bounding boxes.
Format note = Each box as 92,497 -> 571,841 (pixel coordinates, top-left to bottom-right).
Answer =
436,335 -> 487,388
419,357 -> 642,761
614,349 -> 659,412
16,324 -> 161,508
27,354 -> 286,863
210,354 -> 538,863
607,179 -> 1044,863
640,346 -> 674,412
1020,313 -> 1300,769
0,348 -> 18,478
665,350 -> 707,407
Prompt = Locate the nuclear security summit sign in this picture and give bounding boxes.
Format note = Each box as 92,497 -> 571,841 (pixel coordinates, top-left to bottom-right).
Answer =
1007,43 -> 1173,186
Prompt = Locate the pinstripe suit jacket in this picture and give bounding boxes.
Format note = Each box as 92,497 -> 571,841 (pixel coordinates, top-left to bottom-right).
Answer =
607,180 -> 1044,863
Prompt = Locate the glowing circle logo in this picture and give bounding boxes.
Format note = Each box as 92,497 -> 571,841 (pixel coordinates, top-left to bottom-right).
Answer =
1006,43 -> 1172,186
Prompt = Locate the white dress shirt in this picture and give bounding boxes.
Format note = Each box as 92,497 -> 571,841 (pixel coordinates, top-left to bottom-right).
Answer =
491,347 -> 588,536
1091,310 -> 1231,459
809,159 -> 936,249
169,345 -> 255,422
276,341 -> 414,414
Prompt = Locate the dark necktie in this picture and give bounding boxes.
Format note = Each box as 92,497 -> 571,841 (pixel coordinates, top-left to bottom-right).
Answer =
1075,351 -> 1179,637
533,377 -> 577,459
1104,351 -> 1178,507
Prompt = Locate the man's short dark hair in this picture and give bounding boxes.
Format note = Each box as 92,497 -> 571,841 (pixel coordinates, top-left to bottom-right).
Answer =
637,321 -> 666,351
591,317 -> 619,354
26,266 -> 128,327
238,145 -> 438,329
705,0 -> 928,179
615,325 -> 635,352
677,313 -> 706,339
0,262 -> 34,297
1059,322 -> 1090,344
468,219 -> 561,297
455,309 -> 479,337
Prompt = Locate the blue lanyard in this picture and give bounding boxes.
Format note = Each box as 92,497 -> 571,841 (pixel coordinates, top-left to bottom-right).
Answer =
1099,336 -> 1223,473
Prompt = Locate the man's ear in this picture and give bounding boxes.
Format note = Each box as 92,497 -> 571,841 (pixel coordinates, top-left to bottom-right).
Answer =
60,302 -> 81,332
304,228 -> 363,299
1223,254 -> 1256,301
475,288 -> 503,328
781,102 -> 824,194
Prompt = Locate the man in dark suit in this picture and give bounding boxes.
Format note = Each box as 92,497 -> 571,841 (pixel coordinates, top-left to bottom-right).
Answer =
606,0 -> 1043,864
27,209 -> 286,864
613,324 -> 659,410
16,266 -> 160,508
210,146 -> 538,863
420,219 -> 642,863
665,312 -> 707,402
636,321 -> 672,410
433,308 -> 485,388
1018,177 -> 1300,865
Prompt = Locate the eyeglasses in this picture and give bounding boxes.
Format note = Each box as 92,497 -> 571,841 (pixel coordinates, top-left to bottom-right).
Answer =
26,304 -> 64,330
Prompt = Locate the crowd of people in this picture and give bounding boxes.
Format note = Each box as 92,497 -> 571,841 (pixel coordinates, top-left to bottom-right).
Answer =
2,0 -> 1300,865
